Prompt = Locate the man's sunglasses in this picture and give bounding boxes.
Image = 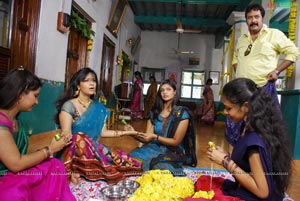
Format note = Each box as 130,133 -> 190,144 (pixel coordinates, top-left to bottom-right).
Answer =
244,44 -> 252,56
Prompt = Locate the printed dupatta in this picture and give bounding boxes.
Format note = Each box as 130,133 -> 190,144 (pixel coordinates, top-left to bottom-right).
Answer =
71,101 -> 109,140
149,106 -> 197,168
0,112 -> 28,175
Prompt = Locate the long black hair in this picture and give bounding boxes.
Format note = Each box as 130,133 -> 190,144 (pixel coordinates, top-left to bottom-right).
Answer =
55,67 -> 99,123
222,78 -> 292,197
150,79 -> 178,121
0,67 -> 42,109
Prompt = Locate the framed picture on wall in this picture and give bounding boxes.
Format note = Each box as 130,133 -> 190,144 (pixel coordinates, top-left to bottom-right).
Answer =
276,76 -> 285,91
209,71 -> 220,85
106,0 -> 127,37
167,70 -> 178,84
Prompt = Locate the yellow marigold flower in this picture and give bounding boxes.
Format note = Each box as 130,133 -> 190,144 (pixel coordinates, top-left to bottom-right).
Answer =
208,141 -> 216,150
129,170 -> 194,200
193,190 -> 215,199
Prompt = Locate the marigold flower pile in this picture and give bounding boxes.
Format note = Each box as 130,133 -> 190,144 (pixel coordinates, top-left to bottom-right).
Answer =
128,170 -> 194,201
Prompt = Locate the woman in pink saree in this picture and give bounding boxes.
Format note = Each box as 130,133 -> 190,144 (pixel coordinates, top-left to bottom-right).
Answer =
130,71 -> 144,119
0,68 -> 75,201
195,78 -> 215,124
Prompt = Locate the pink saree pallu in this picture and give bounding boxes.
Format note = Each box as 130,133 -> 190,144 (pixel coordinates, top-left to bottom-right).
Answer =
0,158 -> 76,201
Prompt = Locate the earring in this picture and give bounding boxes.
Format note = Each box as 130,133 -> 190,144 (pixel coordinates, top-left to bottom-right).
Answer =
74,89 -> 80,97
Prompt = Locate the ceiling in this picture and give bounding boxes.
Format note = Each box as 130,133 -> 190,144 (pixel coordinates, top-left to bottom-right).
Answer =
127,0 -> 290,38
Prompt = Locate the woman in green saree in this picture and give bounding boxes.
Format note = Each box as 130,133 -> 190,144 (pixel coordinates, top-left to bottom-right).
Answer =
0,67 -> 75,200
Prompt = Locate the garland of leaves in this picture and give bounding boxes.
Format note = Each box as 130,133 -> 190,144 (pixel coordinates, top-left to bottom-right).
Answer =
70,11 -> 95,40
286,1 -> 298,79
220,27 -> 235,82
116,52 -> 131,83
269,0 -> 274,19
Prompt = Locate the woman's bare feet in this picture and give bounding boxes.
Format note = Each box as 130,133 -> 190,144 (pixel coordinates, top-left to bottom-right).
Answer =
70,173 -> 80,185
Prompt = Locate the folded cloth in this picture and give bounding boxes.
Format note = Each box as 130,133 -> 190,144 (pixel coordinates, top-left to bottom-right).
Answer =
184,175 -> 244,201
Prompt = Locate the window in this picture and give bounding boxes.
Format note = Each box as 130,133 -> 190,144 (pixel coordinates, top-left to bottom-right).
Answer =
141,67 -> 165,95
0,0 -> 13,48
181,70 -> 205,99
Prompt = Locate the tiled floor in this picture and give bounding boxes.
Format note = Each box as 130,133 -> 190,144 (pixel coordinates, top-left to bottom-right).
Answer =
101,119 -> 300,200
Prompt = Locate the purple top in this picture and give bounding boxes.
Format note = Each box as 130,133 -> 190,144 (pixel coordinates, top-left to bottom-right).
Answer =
222,131 -> 282,201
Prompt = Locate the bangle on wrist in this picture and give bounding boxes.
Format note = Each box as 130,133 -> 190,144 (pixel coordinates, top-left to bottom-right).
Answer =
275,69 -> 280,76
44,146 -> 51,159
222,154 -> 231,169
156,135 -> 159,141
230,163 -> 238,174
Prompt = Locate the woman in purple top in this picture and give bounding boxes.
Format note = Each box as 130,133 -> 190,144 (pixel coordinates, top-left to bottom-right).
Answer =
207,78 -> 292,200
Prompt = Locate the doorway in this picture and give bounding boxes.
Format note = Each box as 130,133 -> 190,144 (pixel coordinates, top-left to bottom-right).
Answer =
65,6 -> 91,89
0,0 -> 41,78
99,35 -> 115,98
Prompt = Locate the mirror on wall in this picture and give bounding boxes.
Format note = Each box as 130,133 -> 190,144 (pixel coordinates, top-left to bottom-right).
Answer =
0,0 -> 13,48
106,0 -> 127,37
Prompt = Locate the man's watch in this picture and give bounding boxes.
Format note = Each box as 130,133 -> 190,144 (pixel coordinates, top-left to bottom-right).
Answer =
275,70 -> 280,76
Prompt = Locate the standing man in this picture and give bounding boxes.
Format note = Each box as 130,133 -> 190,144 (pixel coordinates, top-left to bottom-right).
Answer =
226,3 -> 299,147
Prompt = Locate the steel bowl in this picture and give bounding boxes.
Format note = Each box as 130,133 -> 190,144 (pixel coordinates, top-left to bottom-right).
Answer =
117,179 -> 140,194
100,185 -> 130,201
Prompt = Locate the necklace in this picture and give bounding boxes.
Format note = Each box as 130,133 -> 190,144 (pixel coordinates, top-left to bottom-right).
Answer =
77,97 -> 92,108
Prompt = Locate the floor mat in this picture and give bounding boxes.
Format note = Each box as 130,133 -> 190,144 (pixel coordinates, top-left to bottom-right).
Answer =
70,168 -> 294,201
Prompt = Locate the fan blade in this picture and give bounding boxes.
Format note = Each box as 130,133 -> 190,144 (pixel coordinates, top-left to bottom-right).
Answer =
184,29 -> 202,33
180,50 -> 195,54
173,49 -> 195,54
176,20 -> 201,34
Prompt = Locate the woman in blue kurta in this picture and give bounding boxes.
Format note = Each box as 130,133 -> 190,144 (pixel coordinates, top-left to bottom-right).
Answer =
207,78 -> 292,200
130,79 -> 197,174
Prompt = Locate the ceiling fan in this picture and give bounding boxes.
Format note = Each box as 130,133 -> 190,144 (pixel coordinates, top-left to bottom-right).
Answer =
172,33 -> 195,55
175,20 -> 202,34
175,1 -> 202,34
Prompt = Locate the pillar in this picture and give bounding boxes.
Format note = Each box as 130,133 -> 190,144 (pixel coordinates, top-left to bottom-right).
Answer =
279,0 -> 300,159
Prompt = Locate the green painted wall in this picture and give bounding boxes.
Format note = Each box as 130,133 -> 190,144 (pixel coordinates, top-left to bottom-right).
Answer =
279,90 -> 300,160
18,79 -> 64,135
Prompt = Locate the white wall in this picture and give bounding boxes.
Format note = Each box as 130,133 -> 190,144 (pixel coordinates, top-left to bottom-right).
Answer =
35,0 -> 70,81
35,0 -> 141,86
138,31 -> 223,100
138,31 -> 216,69
34,0 -> 223,97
